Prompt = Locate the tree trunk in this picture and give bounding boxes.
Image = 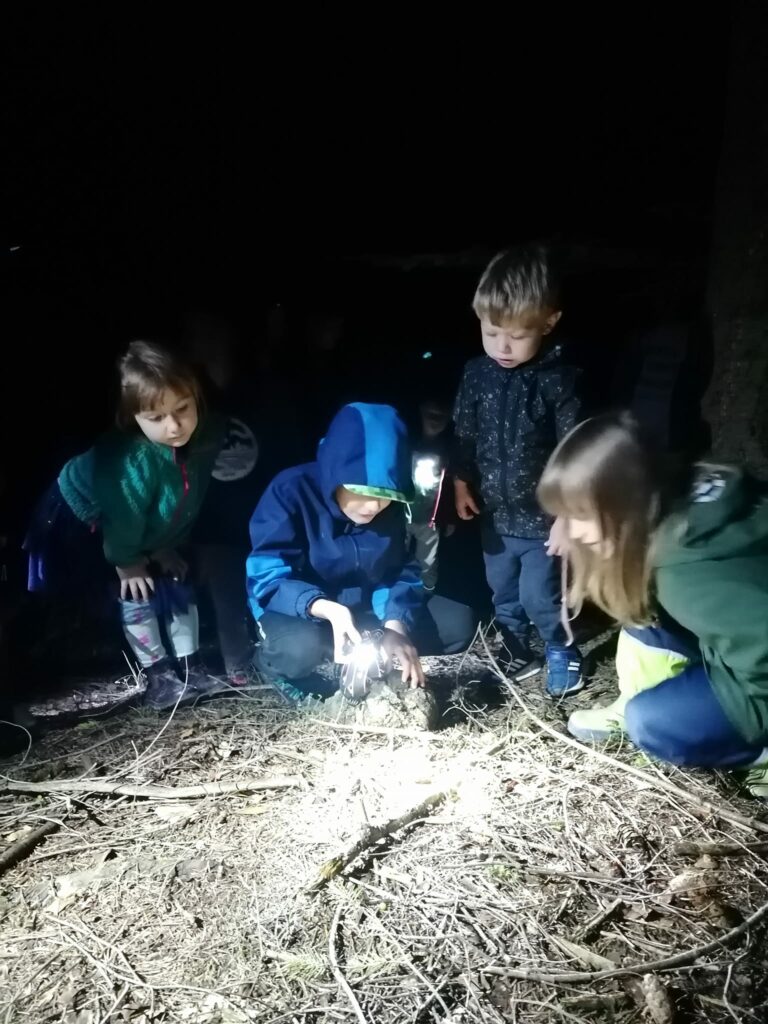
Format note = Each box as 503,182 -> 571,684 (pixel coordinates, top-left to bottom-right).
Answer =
704,2 -> 768,477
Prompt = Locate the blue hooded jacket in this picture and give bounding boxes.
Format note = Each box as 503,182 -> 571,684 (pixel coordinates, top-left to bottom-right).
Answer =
246,403 -> 424,627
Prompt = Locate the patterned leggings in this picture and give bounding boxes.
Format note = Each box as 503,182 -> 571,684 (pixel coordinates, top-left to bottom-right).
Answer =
119,599 -> 199,668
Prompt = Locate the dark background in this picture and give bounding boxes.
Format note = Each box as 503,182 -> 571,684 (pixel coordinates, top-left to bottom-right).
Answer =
3,10 -> 730,523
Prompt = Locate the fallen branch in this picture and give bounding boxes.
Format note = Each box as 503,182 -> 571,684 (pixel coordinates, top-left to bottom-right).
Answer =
308,718 -> 435,740
561,992 -> 629,1012
573,897 -> 625,943
480,632 -> 768,837
481,894 -> 768,984
2,776 -> 300,800
0,820 -> 60,876
306,789 -> 450,893
673,839 -> 768,858
328,903 -> 369,1024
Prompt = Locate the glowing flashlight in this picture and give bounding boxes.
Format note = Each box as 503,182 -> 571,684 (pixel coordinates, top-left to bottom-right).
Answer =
414,456 -> 440,493
340,630 -> 387,702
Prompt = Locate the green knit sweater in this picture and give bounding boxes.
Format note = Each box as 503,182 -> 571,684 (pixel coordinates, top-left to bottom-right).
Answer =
58,416 -> 226,567
653,468 -> 768,745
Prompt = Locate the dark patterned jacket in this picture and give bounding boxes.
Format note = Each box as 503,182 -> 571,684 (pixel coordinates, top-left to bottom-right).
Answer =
452,343 -> 582,538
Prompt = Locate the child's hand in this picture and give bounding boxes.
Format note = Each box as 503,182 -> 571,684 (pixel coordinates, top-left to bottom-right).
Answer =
152,549 -> 188,581
310,598 -> 362,662
382,622 -> 425,688
546,517 -> 569,557
454,479 -> 480,520
116,563 -> 156,602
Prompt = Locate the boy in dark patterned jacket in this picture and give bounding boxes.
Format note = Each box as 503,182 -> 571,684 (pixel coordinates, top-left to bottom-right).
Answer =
453,245 -> 584,696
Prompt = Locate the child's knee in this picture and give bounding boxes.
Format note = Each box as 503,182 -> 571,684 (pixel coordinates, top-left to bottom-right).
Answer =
625,691 -> 659,753
262,626 -> 326,679
119,599 -> 155,625
625,690 -> 693,765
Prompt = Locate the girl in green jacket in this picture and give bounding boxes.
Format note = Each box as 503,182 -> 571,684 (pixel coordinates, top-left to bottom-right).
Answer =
26,341 -> 225,709
538,413 -> 768,800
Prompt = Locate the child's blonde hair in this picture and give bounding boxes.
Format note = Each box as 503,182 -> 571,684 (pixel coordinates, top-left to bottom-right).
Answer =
537,413 -> 669,625
473,243 -> 561,324
116,340 -> 202,430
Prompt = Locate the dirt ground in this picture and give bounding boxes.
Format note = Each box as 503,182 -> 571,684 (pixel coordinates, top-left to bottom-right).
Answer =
2,633 -> 768,1024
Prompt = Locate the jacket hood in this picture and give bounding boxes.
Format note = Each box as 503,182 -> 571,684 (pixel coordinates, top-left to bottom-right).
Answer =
318,403 -> 414,514
654,467 -> 768,567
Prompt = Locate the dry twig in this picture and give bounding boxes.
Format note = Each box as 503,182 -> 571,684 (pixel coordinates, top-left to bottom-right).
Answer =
328,903 -> 369,1024
2,776 -> 299,799
306,789 -> 450,892
672,839 -> 768,858
0,820 -> 61,876
482,893 -> 768,983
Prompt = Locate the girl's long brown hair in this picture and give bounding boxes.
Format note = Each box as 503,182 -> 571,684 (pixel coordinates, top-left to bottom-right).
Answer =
537,413 -> 666,625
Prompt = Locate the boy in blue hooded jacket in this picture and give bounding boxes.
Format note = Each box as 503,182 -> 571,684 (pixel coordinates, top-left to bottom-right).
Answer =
247,403 -> 475,689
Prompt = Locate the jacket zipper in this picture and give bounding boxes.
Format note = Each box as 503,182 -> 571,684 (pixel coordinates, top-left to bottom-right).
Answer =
497,374 -> 513,509
428,469 -> 446,529
168,450 -> 191,531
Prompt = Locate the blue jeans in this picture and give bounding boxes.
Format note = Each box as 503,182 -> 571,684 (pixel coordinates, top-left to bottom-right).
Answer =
481,528 -> 565,644
626,659 -> 764,768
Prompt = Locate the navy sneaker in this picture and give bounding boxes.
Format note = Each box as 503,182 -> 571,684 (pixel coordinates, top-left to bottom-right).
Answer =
498,628 -> 543,682
544,644 -> 585,697
143,660 -> 190,710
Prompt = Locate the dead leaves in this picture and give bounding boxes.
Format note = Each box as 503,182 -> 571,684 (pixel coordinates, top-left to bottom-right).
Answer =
666,854 -> 740,928
153,803 -> 199,826
641,973 -> 676,1024
33,853 -> 222,913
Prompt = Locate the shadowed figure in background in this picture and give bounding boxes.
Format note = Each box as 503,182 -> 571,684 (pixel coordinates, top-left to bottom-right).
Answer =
186,312 -> 302,685
407,398 -> 456,592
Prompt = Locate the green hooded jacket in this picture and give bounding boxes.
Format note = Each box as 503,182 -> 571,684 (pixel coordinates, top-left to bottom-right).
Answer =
58,415 -> 226,567
653,468 -> 768,745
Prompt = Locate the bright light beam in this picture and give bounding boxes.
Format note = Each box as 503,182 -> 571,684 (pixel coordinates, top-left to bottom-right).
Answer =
414,457 -> 440,492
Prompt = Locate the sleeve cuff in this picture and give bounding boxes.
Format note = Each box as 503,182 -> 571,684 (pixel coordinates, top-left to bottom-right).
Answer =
297,587 -> 327,619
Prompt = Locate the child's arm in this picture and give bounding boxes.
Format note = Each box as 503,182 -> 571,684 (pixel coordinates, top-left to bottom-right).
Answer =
246,480 -> 326,621
553,367 -> 583,441
95,447 -> 157,596
306,598 -> 363,662
451,367 -> 481,519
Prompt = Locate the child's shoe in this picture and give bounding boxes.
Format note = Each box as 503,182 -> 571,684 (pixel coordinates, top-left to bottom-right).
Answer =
567,697 -> 627,741
179,657 -> 226,699
143,660 -> 190,710
545,643 -> 585,697
498,627 -> 542,682
226,668 -> 251,687
736,758 -> 768,801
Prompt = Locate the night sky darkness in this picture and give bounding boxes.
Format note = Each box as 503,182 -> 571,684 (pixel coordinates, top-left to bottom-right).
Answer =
3,11 -> 730,515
